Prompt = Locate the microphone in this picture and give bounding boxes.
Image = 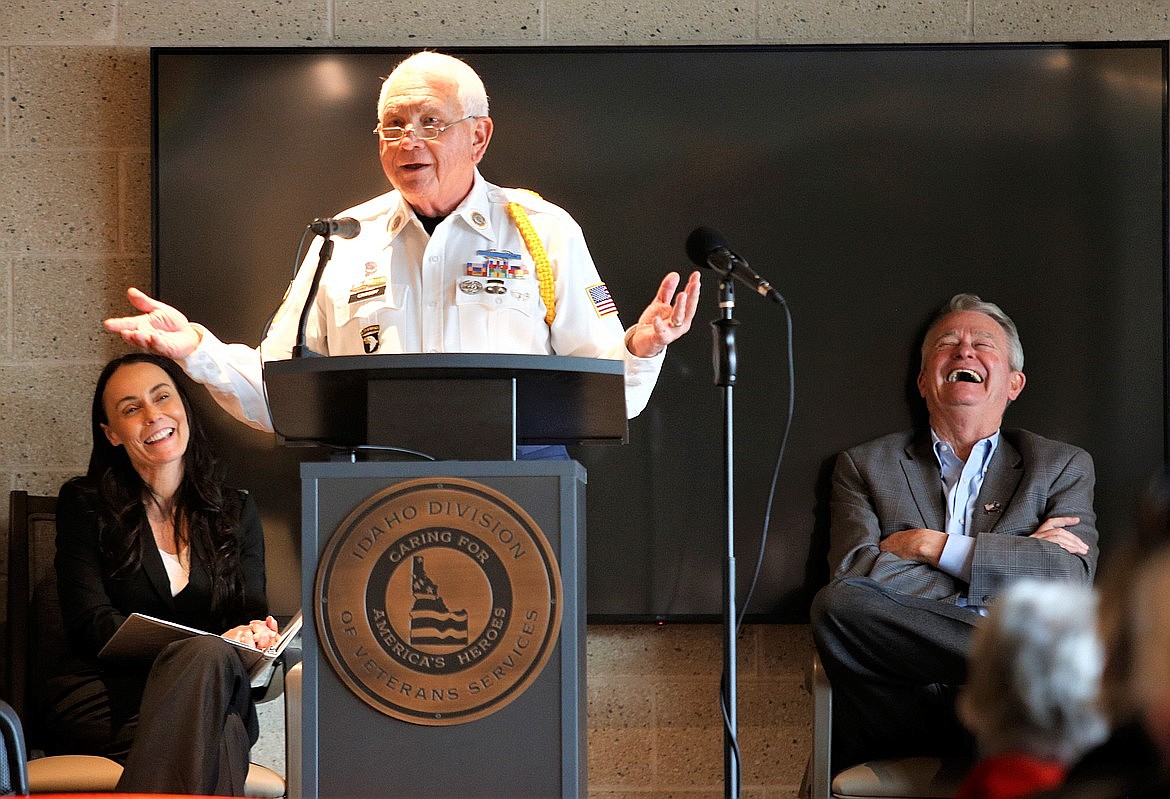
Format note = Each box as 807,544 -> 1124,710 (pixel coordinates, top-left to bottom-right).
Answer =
685,226 -> 783,304
293,218 -> 359,357
308,217 -> 361,239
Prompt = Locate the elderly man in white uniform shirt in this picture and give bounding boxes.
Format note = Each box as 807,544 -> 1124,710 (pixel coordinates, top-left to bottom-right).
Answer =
106,51 -> 700,434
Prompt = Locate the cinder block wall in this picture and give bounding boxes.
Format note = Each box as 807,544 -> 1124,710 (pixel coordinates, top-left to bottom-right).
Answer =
0,3 -> 1165,797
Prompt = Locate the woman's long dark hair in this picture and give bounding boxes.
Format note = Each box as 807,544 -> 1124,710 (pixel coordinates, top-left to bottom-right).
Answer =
78,352 -> 247,629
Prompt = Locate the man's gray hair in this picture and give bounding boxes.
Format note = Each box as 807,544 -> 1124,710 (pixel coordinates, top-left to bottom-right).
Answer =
922,293 -> 1025,372
958,579 -> 1107,762
377,51 -> 490,121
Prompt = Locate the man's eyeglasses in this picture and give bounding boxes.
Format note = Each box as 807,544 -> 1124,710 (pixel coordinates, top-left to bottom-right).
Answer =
373,115 -> 479,142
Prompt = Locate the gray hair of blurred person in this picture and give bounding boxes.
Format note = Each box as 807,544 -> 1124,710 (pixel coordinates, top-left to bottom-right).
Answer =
958,579 -> 1107,763
921,293 -> 1025,372
377,51 -> 490,121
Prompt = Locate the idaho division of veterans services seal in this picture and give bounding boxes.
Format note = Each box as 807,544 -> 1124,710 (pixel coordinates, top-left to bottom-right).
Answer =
314,478 -> 563,725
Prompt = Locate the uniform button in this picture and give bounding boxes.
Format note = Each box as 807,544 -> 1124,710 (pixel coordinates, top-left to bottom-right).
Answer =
429,255 -> 440,263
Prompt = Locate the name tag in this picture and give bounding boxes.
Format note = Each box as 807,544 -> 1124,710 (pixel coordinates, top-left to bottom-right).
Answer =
349,275 -> 387,304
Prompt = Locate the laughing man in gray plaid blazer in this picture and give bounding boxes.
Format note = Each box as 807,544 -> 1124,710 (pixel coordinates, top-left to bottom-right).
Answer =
811,293 -> 1098,774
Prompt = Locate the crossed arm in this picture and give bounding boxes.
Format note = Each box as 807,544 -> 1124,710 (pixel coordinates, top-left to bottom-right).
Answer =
828,443 -> 1098,601
878,514 -> 1089,565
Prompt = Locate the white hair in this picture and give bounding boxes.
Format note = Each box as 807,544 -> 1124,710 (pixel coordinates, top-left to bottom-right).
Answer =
922,293 -> 1025,372
377,51 -> 490,120
959,579 -> 1107,762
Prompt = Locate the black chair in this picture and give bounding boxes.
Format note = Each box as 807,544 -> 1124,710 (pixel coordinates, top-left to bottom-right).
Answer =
5,490 -> 288,796
0,699 -> 29,796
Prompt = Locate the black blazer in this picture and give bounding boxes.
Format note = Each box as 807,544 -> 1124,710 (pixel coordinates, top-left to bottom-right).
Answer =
54,477 -> 268,662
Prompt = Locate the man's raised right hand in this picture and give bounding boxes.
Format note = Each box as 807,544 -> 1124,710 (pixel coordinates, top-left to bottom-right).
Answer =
103,287 -> 202,360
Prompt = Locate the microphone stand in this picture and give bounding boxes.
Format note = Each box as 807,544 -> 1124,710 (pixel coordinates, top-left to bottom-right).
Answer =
292,236 -> 336,358
710,276 -> 740,799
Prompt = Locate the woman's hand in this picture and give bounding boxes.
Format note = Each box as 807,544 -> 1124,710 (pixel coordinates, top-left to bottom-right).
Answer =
223,616 -> 279,650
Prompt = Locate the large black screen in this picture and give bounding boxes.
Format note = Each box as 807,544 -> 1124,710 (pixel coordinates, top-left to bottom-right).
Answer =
153,44 -> 1168,621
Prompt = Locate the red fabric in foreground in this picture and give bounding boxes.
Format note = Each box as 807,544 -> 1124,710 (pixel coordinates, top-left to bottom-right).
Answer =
955,752 -> 1066,799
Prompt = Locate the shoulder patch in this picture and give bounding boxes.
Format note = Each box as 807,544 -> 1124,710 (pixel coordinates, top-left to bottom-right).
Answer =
587,283 -> 618,318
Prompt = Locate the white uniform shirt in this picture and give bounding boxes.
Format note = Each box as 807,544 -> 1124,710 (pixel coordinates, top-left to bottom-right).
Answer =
180,171 -> 665,431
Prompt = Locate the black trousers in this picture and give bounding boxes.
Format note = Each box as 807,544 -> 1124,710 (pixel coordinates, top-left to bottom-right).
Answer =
46,635 -> 257,795
810,576 -> 981,773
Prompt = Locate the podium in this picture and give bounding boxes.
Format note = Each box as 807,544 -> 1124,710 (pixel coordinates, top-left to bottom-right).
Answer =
273,354 -> 626,799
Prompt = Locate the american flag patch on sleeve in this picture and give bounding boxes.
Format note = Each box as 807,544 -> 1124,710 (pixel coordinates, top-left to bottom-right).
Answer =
587,283 -> 618,317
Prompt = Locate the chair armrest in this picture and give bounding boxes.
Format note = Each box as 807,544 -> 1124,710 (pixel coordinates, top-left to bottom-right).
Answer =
285,661 -> 302,799
0,699 -> 29,795
250,638 -> 302,699
806,652 -> 832,799
251,658 -> 285,703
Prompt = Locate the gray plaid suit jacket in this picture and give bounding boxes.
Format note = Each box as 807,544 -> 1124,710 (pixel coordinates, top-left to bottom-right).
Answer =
828,427 -> 1098,606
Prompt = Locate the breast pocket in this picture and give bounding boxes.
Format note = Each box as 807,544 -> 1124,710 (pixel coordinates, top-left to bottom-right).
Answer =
328,284 -> 410,354
454,278 -> 538,351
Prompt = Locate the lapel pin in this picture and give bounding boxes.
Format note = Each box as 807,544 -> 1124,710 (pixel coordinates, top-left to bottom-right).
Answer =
983,501 -> 1002,514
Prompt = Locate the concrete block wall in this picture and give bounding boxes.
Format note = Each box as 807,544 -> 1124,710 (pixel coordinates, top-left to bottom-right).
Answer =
0,2 -> 1166,797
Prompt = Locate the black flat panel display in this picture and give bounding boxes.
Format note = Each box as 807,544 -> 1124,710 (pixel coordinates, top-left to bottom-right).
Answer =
153,44 -> 1168,621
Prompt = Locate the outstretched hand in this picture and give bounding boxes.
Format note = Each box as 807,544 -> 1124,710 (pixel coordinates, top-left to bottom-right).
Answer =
624,270 -> 701,359
104,287 -> 202,359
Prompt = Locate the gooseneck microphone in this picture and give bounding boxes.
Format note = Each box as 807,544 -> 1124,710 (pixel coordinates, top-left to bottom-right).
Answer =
293,217 -> 362,357
685,226 -> 783,304
308,217 -> 361,239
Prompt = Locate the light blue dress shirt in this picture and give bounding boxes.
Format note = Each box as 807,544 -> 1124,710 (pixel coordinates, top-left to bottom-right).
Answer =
931,429 -> 1000,598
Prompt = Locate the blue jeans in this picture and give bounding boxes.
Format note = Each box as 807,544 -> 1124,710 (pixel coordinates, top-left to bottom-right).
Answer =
515,445 -> 570,461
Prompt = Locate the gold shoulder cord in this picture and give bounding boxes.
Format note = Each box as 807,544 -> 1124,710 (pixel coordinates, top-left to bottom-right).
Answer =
506,191 -> 556,326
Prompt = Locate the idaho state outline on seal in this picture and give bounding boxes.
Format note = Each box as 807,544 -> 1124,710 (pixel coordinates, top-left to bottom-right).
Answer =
314,477 -> 563,725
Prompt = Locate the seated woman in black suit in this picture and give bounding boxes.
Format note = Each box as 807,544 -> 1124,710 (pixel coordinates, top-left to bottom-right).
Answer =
48,352 -> 279,795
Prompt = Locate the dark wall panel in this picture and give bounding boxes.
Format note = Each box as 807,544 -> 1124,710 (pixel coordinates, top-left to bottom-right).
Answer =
153,44 -> 1167,620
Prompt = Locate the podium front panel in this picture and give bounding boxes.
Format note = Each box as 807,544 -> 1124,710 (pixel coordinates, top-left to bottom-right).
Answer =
366,377 -> 517,460
299,460 -> 587,799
